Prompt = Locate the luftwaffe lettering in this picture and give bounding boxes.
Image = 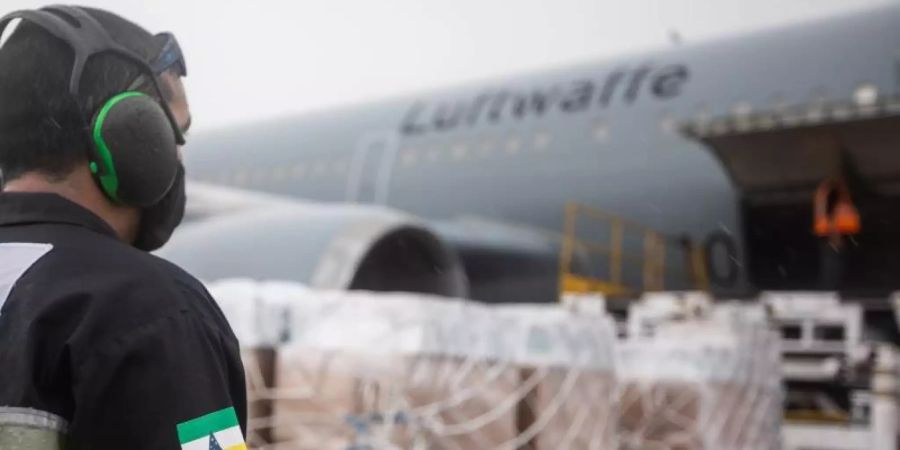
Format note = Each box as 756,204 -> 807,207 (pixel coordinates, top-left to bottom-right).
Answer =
401,64 -> 689,135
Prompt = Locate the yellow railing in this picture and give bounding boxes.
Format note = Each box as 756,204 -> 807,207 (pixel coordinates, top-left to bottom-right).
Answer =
559,202 -> 708,297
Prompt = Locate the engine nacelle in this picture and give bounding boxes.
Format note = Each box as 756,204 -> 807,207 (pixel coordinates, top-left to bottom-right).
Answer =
431,218 -> 565,303
160,203 -> 469,298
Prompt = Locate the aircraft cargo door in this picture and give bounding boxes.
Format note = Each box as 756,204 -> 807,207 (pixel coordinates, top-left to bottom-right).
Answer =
685,113 -> 900,296
346,132 -> 399,204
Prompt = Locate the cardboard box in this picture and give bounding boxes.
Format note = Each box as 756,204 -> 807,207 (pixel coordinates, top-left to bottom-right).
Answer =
616,323 -> 781,450
270,348 -> 523,449
533,369 -> 616,450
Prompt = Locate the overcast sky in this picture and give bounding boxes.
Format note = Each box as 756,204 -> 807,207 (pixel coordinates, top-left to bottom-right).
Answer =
2,0 -> 891,131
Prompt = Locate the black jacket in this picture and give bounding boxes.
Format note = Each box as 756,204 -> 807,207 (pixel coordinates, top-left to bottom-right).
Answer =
0,192 -> 247,449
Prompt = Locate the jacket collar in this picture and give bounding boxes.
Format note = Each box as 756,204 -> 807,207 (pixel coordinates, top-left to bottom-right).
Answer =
0,192 -> 119,239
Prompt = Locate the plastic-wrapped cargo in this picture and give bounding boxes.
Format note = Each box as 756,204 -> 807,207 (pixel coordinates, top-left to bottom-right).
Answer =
617,318 -> 782,450
272,347 -> 522,449
206,279 -> 618,450
626,291 -> 715,338
207,279 -> 309,445
269,294 -> 499,449
493,303 -> 617,450
271,293 -> 617,450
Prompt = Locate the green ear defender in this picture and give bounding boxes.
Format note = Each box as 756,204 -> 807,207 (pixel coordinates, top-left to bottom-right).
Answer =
89,91 -> 179,207
0,5 -> 186,208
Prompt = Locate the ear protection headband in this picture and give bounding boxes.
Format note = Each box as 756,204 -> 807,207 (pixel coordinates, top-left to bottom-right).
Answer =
0,5 -> 186,207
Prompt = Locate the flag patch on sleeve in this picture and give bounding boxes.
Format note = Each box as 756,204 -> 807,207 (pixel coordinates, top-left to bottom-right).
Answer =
176,406 -> 245,450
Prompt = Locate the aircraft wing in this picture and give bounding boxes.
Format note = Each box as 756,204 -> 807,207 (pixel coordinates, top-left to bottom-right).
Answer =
183,181 -> 302,223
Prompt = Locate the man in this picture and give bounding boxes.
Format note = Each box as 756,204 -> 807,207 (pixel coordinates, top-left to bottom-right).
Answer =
813,177 -> 861,290
0,6 -> 247,449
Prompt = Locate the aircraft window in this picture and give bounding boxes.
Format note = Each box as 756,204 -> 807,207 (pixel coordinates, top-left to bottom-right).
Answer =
233,169 -> 248,186
505,136 -> 521,154
400,149 -> 417,167
733,102 -> 752,117
242,171 -> 254,186
478,139 -> 494,158
804,87 -> 828,123
888,97 -> 900,113
312,161 -> 327,176
756,114 -> 777,131
334,159 -> 349,174
291,164 -> 306,179
812,85 -> 828,101
710,119 -> 730,135
426,146 -> 441,163
659,113 -> 676,134
452,144 -> 468,160
805,103 -> 826,123
692,105 -> 712,135
830,104 -> 853,121
273,166 -> 288,182
534,132 -> 551,150
852,83 -> 878,108
251,168 -> 267,186
733,103 -> 753,132
592,121 -> 609,142
769,93 -> 787,112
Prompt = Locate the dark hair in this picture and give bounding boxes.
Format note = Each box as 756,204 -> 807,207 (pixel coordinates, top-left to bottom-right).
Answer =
0,6 -> 172,183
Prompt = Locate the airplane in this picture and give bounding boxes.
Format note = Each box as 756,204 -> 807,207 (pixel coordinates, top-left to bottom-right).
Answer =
161,3 -> 900,305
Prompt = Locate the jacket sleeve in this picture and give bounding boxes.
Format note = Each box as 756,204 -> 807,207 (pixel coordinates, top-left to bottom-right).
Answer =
67,309 -> 247,450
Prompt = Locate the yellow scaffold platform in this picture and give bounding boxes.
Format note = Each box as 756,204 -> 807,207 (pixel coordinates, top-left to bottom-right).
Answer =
558,202 -> 709,298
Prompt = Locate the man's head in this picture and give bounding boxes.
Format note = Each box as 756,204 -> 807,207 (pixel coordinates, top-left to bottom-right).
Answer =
0,6 -> 191,249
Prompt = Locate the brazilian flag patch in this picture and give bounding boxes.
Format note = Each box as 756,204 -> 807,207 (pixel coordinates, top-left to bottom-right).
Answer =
177,407 -> 246,450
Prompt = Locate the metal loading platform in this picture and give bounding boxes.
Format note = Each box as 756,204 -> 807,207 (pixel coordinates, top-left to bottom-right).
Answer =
558,202 -> 709,298
682,99 -> 900,296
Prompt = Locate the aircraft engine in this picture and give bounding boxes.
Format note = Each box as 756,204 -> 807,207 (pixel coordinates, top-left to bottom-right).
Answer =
160,203 -> 469,298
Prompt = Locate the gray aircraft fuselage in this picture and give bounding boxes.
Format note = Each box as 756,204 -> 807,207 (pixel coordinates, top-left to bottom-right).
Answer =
182,4 -> 900,297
